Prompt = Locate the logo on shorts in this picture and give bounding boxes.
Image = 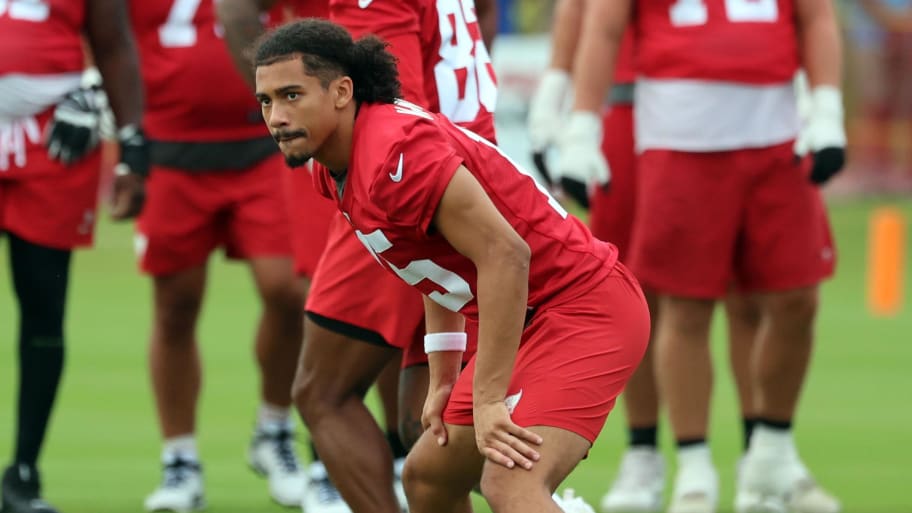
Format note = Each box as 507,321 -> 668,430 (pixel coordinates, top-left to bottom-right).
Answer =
504,389 -> 523,415
358,0 -> 373,8
134,232 -> 148,259
389,153 -> 404,182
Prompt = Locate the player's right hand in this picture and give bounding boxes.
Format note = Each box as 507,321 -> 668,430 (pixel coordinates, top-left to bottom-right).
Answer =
555,110 -> 610,209
421,384 -> 453,447
45,87 -> 105,165
110,125 -> 149,220
527,69 -> 571,185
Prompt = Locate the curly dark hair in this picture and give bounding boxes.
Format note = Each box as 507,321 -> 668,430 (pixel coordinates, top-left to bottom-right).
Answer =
253,18 -> 401,104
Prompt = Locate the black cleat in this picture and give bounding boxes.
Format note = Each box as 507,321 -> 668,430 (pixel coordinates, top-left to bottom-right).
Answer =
1,464 -> 60,513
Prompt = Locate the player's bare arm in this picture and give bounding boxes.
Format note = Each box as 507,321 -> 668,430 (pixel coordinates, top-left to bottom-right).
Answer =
860,0 -> 912,33
218,0 -> 280,89
86,0 -> 147,220
431,165 -> 542,470
551,0 -> 585,72
420,295 -> 466,447
570,0 -> 631,113
795,0 -> 842,88
473,0 -> 498,55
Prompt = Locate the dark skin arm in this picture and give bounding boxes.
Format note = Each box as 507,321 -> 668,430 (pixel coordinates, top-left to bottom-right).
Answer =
218,0 -> 279,89
85,0 -> 146,220
474,0 -> 498,54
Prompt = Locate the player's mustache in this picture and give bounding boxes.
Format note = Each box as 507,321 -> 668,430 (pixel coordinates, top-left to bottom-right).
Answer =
273,130 -> 307,143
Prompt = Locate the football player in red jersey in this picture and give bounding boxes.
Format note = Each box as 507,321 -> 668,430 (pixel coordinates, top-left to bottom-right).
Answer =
221,1 -> 496,512
253,18 -> 650,513
567,1 -> 845,512
124,1 -> 310,510
0,1 -> 145,512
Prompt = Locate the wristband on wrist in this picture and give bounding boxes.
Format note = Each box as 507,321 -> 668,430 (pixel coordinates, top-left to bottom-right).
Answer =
424,332 -> 467,353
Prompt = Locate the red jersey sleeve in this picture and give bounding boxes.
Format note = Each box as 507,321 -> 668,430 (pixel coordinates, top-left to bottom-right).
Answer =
367,119 -> 464,238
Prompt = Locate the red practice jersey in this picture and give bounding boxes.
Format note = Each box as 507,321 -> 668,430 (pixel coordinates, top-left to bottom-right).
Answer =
0,0 -> 85,76
130,0 -> 268,141
634,0 -> 798,84
420,0 -> 497,142
313,100 -> 617,319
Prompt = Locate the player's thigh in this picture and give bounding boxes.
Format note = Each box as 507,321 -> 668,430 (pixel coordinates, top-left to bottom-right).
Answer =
479,425 -> 591,497
737,144 -> 836,292
629,149 -> 747,298
307,216 -> 426,350
404,423 -> 484,495
137,167 -> 222,276
225,154 -> 293,261
3,154 -> 101,250
296,316 -> 400,404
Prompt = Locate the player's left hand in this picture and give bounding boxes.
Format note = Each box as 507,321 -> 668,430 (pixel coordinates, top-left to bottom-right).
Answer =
793,81 -> 847,185
421,384 -> 453,447
473,400 -> 542,470
109,125 -> 149,220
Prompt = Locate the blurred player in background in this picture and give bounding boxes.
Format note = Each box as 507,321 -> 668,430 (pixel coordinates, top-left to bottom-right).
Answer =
253,18 -> 649,513
568,1 -> 845,512
0,1 -> 146,512
220,1 -> 496,512
528,1 -> 806,511
125,1 -> 308,510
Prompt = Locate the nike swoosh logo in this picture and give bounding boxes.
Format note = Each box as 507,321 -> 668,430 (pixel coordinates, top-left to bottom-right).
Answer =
389,153 -> 404,182
358,0 -> 373,8
504,389 -> 523,415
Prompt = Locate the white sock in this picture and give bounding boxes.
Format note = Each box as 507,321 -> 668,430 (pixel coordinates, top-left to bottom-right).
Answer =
163,434 -> 198,462
750,425 -> 795,459
257,403 -> 292,430
677,443 -> 713,470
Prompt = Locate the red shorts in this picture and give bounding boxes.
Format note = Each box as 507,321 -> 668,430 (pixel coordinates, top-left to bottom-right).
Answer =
306,213 -> 428,367
0,154 -> 101,250
628,142 -> 836,298
285,165 -> 334,277
590,105 -> 636,261
442,263 -> 650,443
137,153 -> 292,276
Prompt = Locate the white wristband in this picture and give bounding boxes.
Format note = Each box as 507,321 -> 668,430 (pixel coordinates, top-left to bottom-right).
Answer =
424,332 -> 467,353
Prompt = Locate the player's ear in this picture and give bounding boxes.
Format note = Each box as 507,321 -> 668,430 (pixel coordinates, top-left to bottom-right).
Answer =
332,76 -> 354,109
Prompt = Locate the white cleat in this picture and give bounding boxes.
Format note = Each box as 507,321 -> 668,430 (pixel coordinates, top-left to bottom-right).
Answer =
554,489 -> 597,513
249,422 -> 307,507
735,455 -> 840,513
144,457 -> 205,513
667,464 -> 718,513
599,447 -> 665,513
302,462 -> 352,513
392,457 -> 408,512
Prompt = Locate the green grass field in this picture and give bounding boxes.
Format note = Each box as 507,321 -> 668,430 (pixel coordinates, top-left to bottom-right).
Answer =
1,198 -> 910,513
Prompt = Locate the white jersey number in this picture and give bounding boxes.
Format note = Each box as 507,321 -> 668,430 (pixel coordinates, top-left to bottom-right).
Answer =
159,0 -> 203,48
670,0 -> 778,26
0,0 -> 50,22
434,0 -> 497,123
354,227 -> 474,312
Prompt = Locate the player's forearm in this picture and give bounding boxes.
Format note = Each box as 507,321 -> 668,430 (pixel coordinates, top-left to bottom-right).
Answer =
550,0 -> 585,72
570,0 -> 625,113
474,0 -> 498,54
860,1 -> 912,32
797,0 -> 843,89
86,2 -> 144,128
472,243 -> 530,407
218,0 -> 271,90
424,296 -> 466,390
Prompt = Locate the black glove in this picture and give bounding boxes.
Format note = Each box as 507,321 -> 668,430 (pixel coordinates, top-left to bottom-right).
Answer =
46,87 -> 105,165
808,147 -> 846,185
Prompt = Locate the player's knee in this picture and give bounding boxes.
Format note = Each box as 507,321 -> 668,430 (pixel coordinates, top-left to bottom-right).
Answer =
479,469 -> 518,512
401,446 -> 439,504
291,368 -> 342,426
156,296 -> 202,342
260,280 -> 303,318
766,287 -> 819,325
